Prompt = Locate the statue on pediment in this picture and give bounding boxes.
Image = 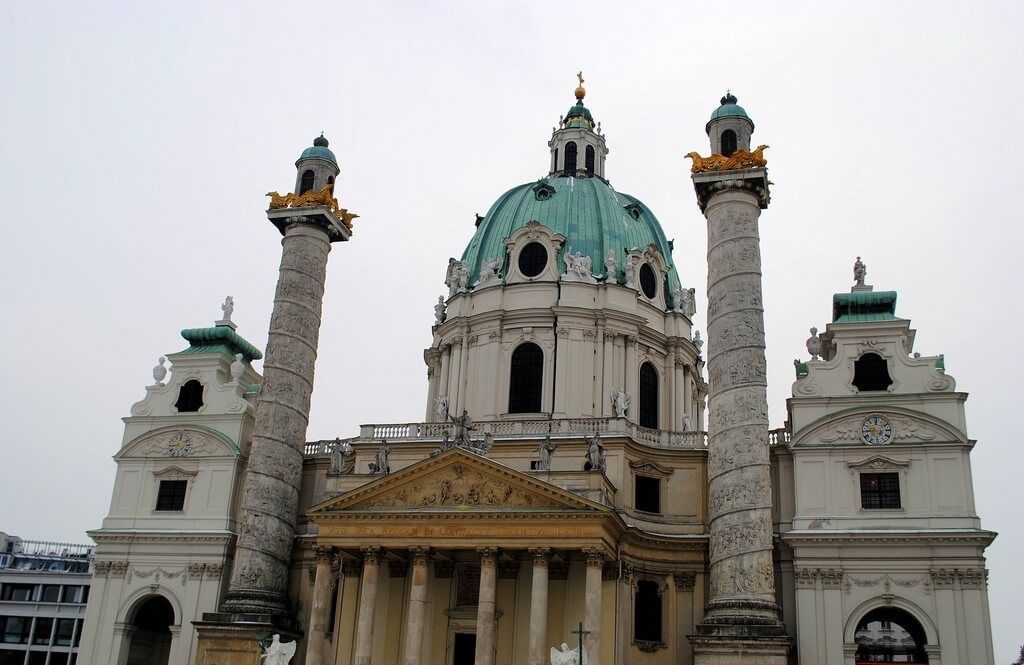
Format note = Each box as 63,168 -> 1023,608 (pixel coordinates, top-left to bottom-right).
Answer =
369,440 -> 390,475
538,437 -> 557,470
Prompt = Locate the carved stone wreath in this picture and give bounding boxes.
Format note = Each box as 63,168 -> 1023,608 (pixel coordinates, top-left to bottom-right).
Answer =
633,639 -> 666,653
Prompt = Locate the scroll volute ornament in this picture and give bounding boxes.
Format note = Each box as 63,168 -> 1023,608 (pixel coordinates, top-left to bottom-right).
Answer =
686,145 -> 769,173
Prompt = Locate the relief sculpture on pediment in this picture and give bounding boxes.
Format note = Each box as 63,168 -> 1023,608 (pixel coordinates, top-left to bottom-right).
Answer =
353,463 -> 564,510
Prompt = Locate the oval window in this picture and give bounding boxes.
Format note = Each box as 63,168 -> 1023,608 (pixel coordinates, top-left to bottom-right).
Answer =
639,263 -> 657,299
518,242 -> 548,277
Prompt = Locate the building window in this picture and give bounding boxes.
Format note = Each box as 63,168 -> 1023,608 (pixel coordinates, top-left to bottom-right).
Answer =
54,619 -> 75,647
634,475 -> 661,513
639,362 -> 659,428
1,584 -> 35,601
326,175 -> 334,186
585,144 -> 595,173
721,129 -> 738,157
39,585 -> 60,603
639,263 -> 657,299
517,242 -> 548,278
634,580 -> 663,643
852,353 -> 893,392
155,480 -> 188,511
299,169 -> 315,194
860,472 -> 901,509
508,343 -> 544,413
1,616 -> 31,643
174,380 -> 204,413
564,141 -> 577,171
31,617 -> 52,645
60,586 -> 83,604
553,148 -> 558,172
855,607 -> 929,663
454,564 -> 480,607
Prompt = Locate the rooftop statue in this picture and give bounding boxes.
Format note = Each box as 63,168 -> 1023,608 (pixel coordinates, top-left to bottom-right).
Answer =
854,256 -> 867,286
538,437 -> 558,471
603,250 -> 617,282
220,295 -> 234,322
434,296 -> 446,325
806,327 -> 822,360
369,440 -> 390,475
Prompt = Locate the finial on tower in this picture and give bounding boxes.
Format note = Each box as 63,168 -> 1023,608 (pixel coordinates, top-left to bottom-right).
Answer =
575,71 -> 586,100
313,132 -> 329,147
721,90 -> 738,106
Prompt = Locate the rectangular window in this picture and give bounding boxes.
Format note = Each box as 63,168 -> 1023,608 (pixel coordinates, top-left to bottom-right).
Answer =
155,479 -> 188,511
1,584 -> 35,602
31,617 -> 52,645
49,653 -> 70,665
54,619 -> 75,647
73,619 -> 82,647
634,475 -> 661,513
1,616 -> 32,644
454,564 -> 480,607
60,586 -> 82,604
28,651 -> 47,665
40,585 -> 61,603
860,472 -> 901,509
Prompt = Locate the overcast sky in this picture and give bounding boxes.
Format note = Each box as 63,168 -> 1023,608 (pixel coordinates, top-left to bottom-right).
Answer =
1,0 -> 1021,659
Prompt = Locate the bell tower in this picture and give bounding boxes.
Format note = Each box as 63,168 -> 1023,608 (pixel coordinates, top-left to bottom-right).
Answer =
706,91 -> 754,157
294,133 -> 340,194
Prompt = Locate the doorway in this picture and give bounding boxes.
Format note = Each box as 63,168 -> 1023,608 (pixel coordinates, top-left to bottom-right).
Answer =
125,595 -> 173,665
452,633 -> 476,665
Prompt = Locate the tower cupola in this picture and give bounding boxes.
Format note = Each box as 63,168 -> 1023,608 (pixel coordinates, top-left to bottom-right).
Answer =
548,73 -> 609,179
294,133 -> 340,195
706,91 -> 754,157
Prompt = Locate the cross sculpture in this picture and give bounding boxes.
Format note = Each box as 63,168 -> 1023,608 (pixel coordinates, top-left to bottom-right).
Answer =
571,621 -> 591,664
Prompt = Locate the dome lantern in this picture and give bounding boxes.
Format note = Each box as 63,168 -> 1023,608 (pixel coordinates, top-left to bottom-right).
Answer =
548,72 -> 609,178
706,91 -> 754,157
294,133 -> 340,195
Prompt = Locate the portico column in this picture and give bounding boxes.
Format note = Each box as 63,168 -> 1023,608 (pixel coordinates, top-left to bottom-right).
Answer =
583,548 -> 605,665
353,547 -> 381,665
675,358 -> 687,431
402,547 -> 430,665
304,545 -> 334,665
474,547 -> 498,665
527,548 -> 551,665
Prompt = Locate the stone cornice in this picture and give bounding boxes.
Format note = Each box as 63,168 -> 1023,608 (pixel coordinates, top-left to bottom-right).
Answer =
782,529 -> 995,546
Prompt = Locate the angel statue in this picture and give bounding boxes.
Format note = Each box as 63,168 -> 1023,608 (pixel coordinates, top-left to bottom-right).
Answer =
261,634 -> 296,665
550,642 -> 586,665
610,389 -> 631,418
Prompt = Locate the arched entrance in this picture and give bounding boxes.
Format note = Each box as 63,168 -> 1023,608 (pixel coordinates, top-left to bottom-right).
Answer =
125,595 -> 174,665
854,606 -> 929,663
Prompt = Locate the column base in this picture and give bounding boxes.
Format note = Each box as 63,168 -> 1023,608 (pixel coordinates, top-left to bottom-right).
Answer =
690,599 -> 790,665
220,588 -> 291,619
690,633 -> 790,665
193,613 -> 302,665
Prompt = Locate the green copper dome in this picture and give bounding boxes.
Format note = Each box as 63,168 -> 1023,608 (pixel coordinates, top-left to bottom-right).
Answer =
461,177 -> 681,291
297,134 -> 338,166
564,100 -> 595,129
707,92 -> 753,129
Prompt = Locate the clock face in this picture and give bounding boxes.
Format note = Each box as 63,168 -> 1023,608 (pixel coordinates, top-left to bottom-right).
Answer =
167,431 -> 192,457
861,415 -> 893,445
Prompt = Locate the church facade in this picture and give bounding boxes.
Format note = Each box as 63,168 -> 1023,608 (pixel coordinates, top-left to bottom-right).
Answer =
77,82 -> 995,665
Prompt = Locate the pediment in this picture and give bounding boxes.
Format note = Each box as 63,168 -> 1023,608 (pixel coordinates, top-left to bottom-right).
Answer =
310,449 -> 608,515
118,426 -> 240,459
795,409 -> 963,447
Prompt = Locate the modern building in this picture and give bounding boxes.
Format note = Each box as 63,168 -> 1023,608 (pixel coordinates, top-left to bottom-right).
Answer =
77,82 -> 996,665
0,533 -> 93,665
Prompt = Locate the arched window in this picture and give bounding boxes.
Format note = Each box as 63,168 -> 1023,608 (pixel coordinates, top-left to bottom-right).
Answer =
508,343 -> 544,413
327,175 -> 335,186
127,596 -> 174,665
639,362 -> 659,428
564,142 -> 577,171
175,380 -> 204,413
634,580 -> 663,644
721,129 -> 738,157
585,144 -> 595,173
553,148 -> 558,172
299,169 -> 315,194
853,353 -> 893,392
639,263 -> 657,299
855,607 -> 929,663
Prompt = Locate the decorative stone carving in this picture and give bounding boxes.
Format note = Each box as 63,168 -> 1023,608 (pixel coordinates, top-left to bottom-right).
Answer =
435,395 -> 449,421
603,250 -> 618,282
152,356 -> 168,385
806,327 -> 822,360
623,257 -> 636,289
230,353 -> 246,383
610,389 -> 631,418
550,642 -> 585,665
220,295 -> 234,323
537,437 -> 557,471
692,330 -> 704,353
448,409 -> 475,448
585,433 -> 606,472
330,438 -> 354,474
562,248 -> 597,283
854,256 -> 867,286
844,573 -> 930,596
369,440 -> 390,475
261,634 -> 297,665
205,563 -> 224,578
434,296 -> 446,325
673,572 -> 696,590
445,259 -> 470,296
475,256 -> 503,287
820,414 -> 937,443
352,463 -> 564,510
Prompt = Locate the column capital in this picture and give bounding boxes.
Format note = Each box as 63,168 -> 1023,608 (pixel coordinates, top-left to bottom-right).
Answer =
477,547 -> 499,566
361,546 -> 381,565
582,547 -> 607,568
409,547 -> 431,566
528,547 -> 551,567
313,545 -> 333,562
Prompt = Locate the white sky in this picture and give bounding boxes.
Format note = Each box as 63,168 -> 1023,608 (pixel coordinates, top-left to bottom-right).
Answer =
1,0 -> 1021,659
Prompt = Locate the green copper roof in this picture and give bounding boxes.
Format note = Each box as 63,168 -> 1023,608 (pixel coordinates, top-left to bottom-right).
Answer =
707,93 -> 753,130
297,134 -> 338,166
565,100 -> 595,129
461,177 -> 681,291
179,325 -> 264,362
833,290 -> 898,323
